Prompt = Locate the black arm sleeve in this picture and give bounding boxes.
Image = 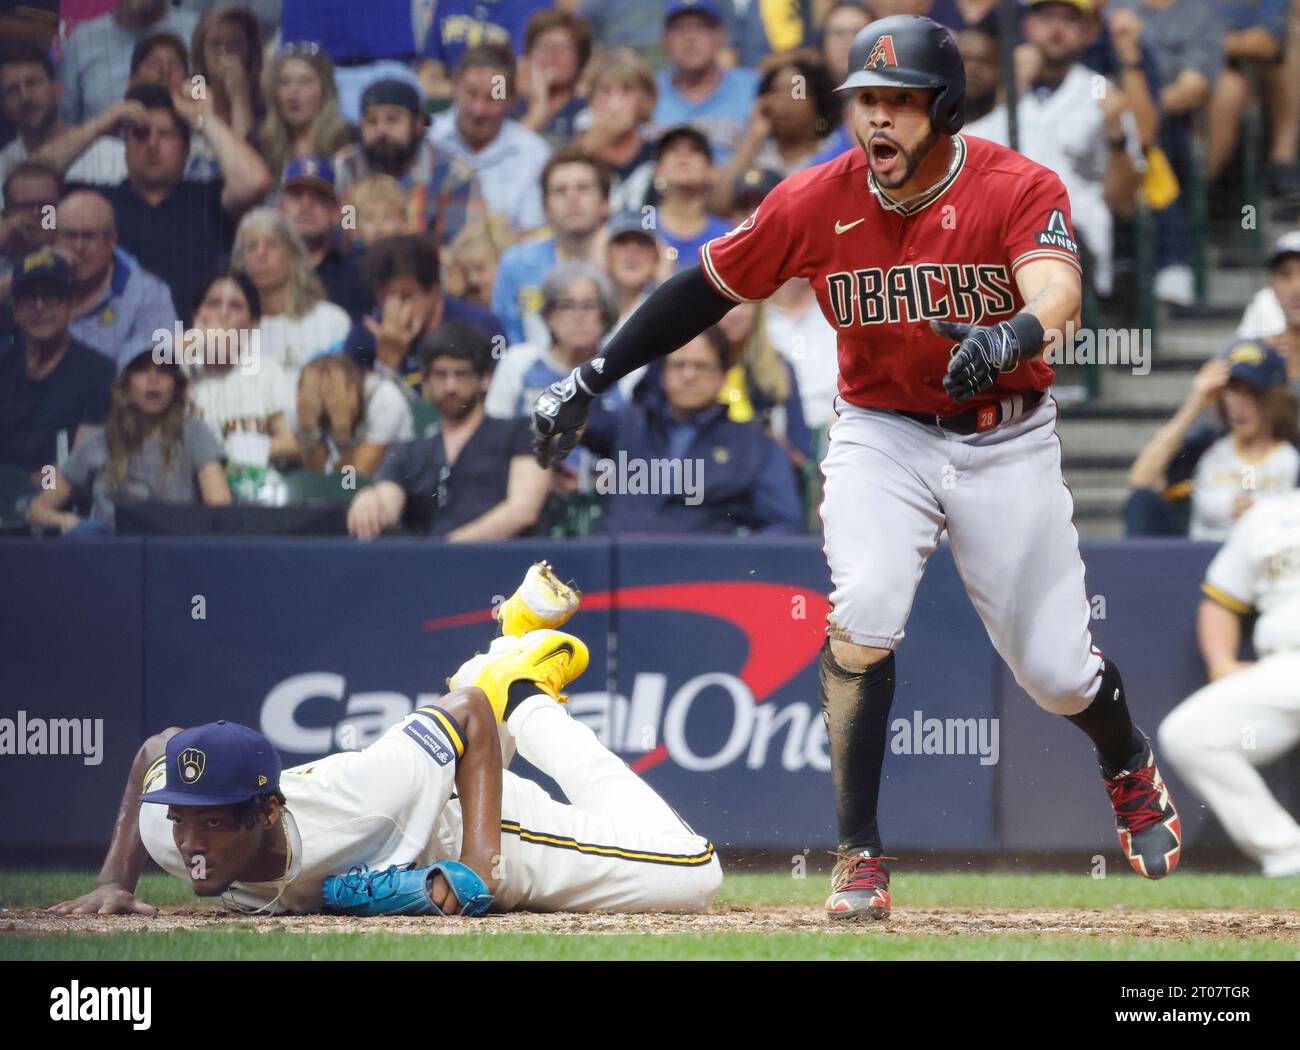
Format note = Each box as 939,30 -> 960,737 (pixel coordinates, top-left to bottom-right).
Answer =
578,264 -> 737,395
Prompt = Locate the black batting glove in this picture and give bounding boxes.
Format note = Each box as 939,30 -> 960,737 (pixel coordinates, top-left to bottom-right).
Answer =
931,318 -> 1024,404
532,366 -> 595,467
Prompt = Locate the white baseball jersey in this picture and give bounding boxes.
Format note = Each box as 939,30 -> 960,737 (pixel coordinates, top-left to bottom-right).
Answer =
1158,490 -> 1300,876
1201,489 -> 1300,656
139,694 -> 721,914
1188,437 -> 1299,542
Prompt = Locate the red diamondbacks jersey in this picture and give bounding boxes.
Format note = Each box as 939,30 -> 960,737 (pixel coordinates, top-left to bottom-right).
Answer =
698,134 -> 1082,416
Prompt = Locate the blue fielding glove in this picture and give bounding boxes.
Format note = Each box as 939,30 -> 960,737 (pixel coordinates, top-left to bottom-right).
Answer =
322,862 -> 493,917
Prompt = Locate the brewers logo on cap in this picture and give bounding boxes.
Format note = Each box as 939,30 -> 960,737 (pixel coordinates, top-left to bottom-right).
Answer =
1228,342 -> 1263,366
865,36 -> 898,70
179,748 -> 206,784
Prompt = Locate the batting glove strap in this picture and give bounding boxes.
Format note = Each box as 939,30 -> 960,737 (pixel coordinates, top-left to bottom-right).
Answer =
532,366 -> 594,467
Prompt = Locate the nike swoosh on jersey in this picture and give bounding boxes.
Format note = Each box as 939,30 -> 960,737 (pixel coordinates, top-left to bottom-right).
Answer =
835,218 -> 865,234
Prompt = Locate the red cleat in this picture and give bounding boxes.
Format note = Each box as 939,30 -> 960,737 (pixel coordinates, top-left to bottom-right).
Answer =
825,850 -> 892,920
1104,737 -> 1182,879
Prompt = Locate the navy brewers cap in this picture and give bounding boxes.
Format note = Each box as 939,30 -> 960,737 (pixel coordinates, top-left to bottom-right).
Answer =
1266,229 -> 1300,271
608,210 -> 657,243
1224,340 -> 1288,390
283,154 -> 337,198
732,166 -> 783,204
141,720 -> 282,807
360,77 -> 422,117
656,124 -> 713,162
665,0 -> 725,27
11,247 -> 72,299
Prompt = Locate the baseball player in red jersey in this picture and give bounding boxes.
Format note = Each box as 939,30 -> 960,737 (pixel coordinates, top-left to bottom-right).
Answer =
532,14 -> 1182,919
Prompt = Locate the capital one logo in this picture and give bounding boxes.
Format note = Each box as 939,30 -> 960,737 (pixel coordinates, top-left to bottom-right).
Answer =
259,581 -> 831,771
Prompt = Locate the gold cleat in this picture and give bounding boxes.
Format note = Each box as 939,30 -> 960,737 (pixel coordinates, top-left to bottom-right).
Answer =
496,561 -> 582,637
448,630 -> 590,722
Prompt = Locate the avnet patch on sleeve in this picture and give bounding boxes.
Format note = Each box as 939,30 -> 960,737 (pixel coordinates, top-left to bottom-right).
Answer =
402,722 -> 455,767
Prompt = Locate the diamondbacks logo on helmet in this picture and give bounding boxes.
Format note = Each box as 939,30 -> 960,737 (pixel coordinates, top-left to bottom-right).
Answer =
865,35 -> 898,70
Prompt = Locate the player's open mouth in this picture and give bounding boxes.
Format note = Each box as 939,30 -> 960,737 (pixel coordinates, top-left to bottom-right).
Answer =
870,139 -> 900,174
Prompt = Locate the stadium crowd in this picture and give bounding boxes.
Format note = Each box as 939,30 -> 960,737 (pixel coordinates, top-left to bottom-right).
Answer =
1,0 -> 1299,542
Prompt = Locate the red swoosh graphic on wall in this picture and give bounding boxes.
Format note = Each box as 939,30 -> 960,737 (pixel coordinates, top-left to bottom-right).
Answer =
424,581 -> 829,772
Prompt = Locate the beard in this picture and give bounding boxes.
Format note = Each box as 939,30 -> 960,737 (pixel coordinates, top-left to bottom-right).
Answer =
860,126 -> 940,190
436,394 -> 480,422
362,135 -> 421,177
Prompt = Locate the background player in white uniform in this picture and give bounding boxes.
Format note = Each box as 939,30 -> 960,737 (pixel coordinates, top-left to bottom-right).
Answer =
51,565 -> 721,917
1158,492 -> 1300,877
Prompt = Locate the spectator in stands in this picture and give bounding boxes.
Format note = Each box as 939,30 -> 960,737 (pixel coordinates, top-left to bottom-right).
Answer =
582,327 -> 804,536
57,189 -> 177,366
717,299 -> 811,466
604,210 -> 665,334
961,0 -> 1141,300
0,162 -> 60,295
259,43 -> 355,185
515,10 -> 593,149
0,249 -> 113,475
1126,341 -> 1299,538
180,0 -> 281,47
821,3 -> 873,85
811,3 -> 871,165
488,261 -> 625,420
572,48 -> 659,214
346,234 -> 504,397
651,1 -> 761,166
0,47 -> 126,207
428,45 -> 553,232
127,30 -> 189,94
1081,1 -> 1161,148
340,174 -> 416,258
186,5 -> 265,183
954,25 -> 1002,125
930,0 -> 1000,33
1204,0 -> 1288,185
491,147 -> 612,347
103,83 -> 272,321
768,276 -> 841,431
347,321 -> 548,540
26,344 -> 230,534
420,0 -> 551,97
712,50 -> 841,213
277,156 -> 372,321
295,353 -> 413,477
650,126 -> 733,270
231,207 -> 352,371
1267,5 -> 1300,202
59,0 -> 200,124
1107,0 -> 1226,306
185,270 -> 301,469
334,77 -> 486,248
1238,229 -> 1300,352
443,213 -> 516,310
1157,488 -> 1300,878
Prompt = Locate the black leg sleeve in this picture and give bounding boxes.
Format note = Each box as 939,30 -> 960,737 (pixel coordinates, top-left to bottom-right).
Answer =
1064,658 -> 1145,775
819,640 -> 896,854
577,265 -> 737,394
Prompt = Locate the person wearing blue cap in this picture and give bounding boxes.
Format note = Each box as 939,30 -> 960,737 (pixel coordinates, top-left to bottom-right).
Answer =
51,571 -> 720,916
1127,340 -> 1299,539
649,1 -> 761,167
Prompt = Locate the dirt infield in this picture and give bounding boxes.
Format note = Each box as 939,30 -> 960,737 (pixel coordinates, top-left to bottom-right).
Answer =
5,905 -> 1299,940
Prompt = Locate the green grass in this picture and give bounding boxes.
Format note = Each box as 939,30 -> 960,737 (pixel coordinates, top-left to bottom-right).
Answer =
3,931 -> 1295,962
4,870 -> 1298,961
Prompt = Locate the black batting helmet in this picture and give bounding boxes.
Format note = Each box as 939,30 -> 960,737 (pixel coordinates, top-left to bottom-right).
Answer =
834,15 -> 966,136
